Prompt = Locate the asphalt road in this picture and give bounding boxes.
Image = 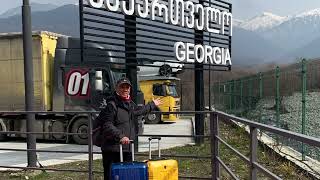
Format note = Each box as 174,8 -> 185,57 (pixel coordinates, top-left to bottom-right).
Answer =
0,118 -> 194,170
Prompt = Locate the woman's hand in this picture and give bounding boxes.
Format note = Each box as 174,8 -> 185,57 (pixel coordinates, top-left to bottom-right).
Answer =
153,98 -> 163,106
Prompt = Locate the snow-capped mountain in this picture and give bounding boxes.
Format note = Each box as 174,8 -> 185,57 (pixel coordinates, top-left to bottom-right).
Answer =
262,8 -> 320,50
238,12 -> 288,32
234,8 -> 320,60
294,8 -> 320,18
233,19 -> 244,27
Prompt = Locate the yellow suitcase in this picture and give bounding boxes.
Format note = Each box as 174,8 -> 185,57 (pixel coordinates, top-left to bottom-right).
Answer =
147,137 -> 178,180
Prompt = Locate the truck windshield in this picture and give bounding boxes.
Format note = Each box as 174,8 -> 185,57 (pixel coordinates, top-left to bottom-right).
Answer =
166,85 -> 178,97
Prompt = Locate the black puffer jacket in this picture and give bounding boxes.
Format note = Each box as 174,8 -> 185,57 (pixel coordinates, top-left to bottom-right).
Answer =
96,93 -> 156,152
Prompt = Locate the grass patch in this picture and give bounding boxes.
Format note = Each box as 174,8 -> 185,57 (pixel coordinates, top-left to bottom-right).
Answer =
0,121 -> 314,180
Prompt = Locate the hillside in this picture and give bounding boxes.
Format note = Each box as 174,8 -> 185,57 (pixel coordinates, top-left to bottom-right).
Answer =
0,4 -> 79,37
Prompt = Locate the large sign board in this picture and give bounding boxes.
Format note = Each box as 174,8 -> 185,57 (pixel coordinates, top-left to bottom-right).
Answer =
80,0 -> 232,69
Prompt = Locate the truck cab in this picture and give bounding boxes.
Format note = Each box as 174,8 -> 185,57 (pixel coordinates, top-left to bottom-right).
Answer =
139,76 -> 181,124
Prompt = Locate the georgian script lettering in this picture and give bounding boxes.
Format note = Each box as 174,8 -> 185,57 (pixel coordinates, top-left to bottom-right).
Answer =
87,0 -> 232,36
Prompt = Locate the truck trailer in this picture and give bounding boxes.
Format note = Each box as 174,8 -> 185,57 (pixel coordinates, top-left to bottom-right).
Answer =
0,31 -> 144,144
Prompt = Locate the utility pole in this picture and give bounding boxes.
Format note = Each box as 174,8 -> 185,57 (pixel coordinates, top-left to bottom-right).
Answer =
22,0 -> 37,167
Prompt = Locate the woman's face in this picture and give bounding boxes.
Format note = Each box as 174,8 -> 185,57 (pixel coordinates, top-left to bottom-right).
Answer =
116,83 -> 131,97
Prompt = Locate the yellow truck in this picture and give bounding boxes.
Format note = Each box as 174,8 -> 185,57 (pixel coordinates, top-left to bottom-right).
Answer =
0,31 -> 145,144
139,76 -> 180,124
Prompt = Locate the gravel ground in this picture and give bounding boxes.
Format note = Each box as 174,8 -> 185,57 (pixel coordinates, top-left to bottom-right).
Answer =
246,91 -> 320,160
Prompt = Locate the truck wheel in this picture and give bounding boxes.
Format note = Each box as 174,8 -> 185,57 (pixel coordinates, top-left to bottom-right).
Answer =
145,112 -> 161,124
0,125 -> 6,141
71,118 -> 88,145
0,120 -> 7,141
159,64 -> 172,77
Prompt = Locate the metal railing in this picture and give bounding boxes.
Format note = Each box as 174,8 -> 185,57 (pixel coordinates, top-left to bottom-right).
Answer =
212,110 -> 320,180
0,111 -> 98,179
0,111 -> 212,180
213,59 -> 320,161
0,110 -> 319,179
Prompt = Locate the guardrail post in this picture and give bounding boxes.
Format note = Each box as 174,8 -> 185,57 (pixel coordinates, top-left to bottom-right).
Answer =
276,66 -> 280,128
88,113 -> 93,180
209,64 -> 212,110
259,73 -> 263,123
240,79 -> 243,116
249,77 -> 253,110
301,59 -> 307,161
210,112 -> 220,179
218,81 -> 221,109
229,81 -> 232,113
259,72 -> 263,100
250,126 -> 258,180
232,80 -> 236,113
275,66 -> 280,143
180,82 -> 183,109
223,82 -> 226,111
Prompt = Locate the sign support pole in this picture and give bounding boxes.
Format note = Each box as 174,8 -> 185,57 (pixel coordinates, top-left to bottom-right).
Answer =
124,4 -> 138,152
195,0 -> 205,145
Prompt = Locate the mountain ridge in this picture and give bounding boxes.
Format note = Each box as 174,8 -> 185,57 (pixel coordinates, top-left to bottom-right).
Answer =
0,4 -> 79,37
238,12 -> 288,32
0,3 -> 58,19
235,8 -> 320,61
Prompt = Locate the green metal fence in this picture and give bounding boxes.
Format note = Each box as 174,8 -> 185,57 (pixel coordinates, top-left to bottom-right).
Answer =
213,59 -> 320,161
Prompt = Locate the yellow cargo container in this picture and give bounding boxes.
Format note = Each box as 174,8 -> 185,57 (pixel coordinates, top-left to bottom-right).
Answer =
0,31 -> 62,111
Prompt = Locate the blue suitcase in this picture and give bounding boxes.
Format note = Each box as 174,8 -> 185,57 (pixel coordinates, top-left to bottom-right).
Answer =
111,142 -> 148,180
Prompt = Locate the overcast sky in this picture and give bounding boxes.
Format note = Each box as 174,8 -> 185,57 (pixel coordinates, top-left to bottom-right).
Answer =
1,0 -> 320,20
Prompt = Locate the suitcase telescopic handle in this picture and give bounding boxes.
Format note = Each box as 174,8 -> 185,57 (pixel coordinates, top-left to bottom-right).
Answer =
119,140 -> 134,162
148,137 -> 161,160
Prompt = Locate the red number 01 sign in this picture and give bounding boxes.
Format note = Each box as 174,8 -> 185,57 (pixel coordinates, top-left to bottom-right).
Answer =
65,68 -> 90,98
